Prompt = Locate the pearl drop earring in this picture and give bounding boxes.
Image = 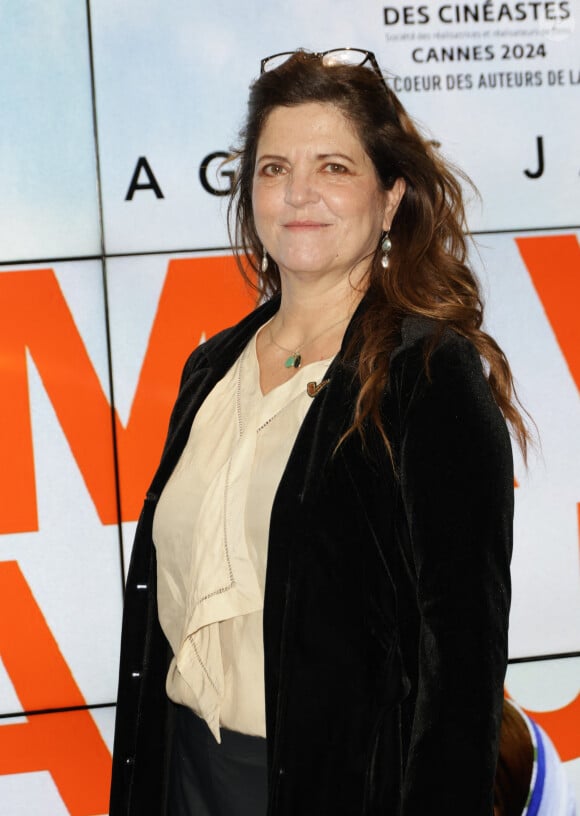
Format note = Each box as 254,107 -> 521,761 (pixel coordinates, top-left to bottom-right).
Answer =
381,232 -> 392,269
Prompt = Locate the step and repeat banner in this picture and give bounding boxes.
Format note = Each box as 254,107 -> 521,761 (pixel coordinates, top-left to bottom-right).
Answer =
0,0 -> 578,813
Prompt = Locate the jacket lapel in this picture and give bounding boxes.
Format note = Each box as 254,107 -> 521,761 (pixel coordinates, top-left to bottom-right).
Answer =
269,292 -> 369,508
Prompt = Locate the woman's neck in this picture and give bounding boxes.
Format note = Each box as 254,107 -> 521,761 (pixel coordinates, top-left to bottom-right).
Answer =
272,272 -> 366,347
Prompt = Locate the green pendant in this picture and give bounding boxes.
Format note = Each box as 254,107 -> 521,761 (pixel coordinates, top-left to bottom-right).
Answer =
284,353 -> 302,369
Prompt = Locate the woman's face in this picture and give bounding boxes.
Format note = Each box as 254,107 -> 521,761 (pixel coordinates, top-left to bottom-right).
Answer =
252,102 -> 403,286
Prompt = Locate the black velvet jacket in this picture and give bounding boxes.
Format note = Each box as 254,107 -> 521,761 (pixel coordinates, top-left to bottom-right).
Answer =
109,294 -> 513,816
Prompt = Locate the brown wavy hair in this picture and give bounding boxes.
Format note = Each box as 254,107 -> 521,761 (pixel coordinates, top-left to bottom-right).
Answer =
228,50 -> 530,460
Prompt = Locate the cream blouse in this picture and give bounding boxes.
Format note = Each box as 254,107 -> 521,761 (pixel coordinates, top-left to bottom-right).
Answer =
152,327 -> 332,741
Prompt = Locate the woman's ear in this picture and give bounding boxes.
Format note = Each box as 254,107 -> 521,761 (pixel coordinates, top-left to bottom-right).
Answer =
382,177 -> 406,230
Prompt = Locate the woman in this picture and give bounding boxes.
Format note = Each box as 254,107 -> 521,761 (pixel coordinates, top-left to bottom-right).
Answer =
110,49 -> 528,815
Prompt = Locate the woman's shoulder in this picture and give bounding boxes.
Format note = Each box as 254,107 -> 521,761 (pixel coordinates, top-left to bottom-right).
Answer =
388,315 -> 506,434
388,315 -> 513,476
390,315 -> 483,382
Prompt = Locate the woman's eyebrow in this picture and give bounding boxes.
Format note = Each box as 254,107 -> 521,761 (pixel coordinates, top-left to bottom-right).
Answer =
317,152 -> 355,162
256,152 -> 356,163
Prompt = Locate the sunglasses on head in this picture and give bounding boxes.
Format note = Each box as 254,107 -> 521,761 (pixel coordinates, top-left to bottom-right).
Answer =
260,48 -> 387,90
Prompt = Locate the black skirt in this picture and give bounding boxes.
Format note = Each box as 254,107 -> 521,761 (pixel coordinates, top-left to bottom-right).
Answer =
168,704 -> 268,816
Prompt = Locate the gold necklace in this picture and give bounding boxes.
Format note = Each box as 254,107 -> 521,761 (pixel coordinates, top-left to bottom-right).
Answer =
269,315 -> 349,369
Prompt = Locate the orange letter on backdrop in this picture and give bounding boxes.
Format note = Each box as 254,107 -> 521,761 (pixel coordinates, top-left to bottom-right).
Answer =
0,256 -> 254,533
516,233 -> 580,761
516,234 -> 580,393
113,256 -> 255,520
0,561 -> 111,815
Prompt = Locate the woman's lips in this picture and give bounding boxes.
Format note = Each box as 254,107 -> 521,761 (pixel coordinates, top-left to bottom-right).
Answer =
282,221 -> 330,229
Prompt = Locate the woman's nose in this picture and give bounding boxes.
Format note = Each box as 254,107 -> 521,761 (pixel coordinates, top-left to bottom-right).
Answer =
284,170 -> 319,207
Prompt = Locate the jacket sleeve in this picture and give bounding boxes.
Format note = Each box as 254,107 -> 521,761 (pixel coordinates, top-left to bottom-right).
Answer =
397,333 -> 514,815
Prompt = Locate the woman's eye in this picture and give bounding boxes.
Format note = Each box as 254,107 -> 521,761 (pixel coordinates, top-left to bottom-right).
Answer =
261,163 -> 285,176
325,163 -> 348,174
